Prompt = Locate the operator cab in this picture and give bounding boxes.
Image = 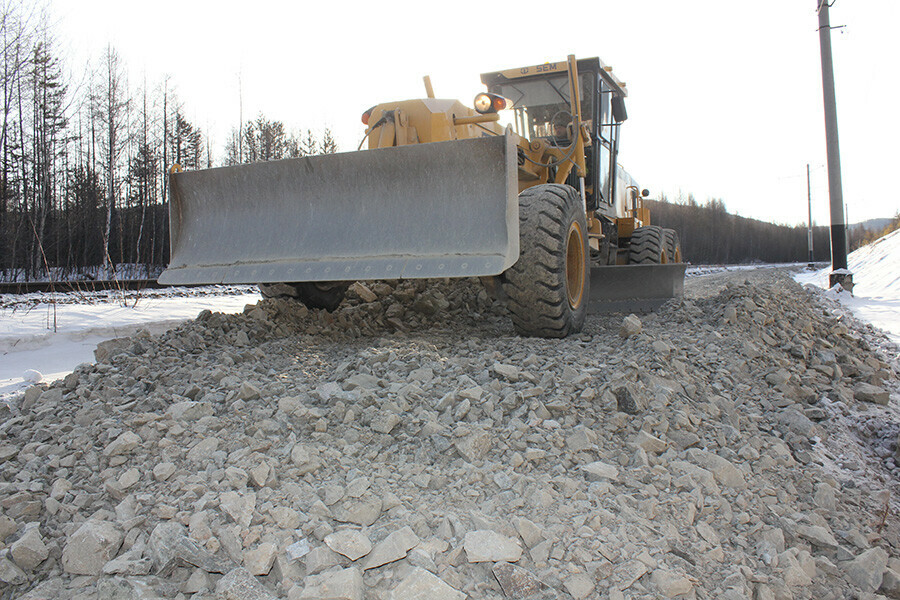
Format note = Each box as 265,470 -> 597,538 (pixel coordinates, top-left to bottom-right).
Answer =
481,57 -> 629,215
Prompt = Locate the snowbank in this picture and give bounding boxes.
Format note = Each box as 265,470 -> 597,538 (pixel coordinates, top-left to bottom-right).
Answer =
1,286 -> 259,404
795,228 -> 900,347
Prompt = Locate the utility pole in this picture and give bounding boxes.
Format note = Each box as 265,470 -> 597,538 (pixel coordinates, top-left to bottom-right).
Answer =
816,0 -> 853,291
807,164 -> 814,268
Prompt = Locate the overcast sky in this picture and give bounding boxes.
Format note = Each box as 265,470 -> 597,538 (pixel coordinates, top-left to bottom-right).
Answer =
51,0 -> 899,226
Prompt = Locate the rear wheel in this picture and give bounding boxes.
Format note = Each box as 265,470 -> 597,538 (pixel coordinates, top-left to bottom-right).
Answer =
628,226 -> 668,264
501,184 -> 589,338
663,228 -> 683,263
258,281 -> 349,312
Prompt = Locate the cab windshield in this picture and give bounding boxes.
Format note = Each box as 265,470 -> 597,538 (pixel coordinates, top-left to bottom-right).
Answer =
497,74 -> 593,141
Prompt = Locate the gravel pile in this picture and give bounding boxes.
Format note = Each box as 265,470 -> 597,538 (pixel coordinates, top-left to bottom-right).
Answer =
0,269 -> 898,600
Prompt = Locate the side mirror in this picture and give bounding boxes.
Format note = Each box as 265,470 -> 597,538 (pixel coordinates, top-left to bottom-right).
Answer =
641,189 -> 650,197
611,96 -> 628,123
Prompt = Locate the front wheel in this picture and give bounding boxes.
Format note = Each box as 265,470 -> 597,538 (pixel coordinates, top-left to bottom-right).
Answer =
628,226 -> 668,264
500,184 -> 589,338
663,228 -> 683,263
258,281 -> 349,312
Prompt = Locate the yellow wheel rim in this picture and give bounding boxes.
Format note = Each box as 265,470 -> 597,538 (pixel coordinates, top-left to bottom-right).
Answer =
565,221 -> 585,309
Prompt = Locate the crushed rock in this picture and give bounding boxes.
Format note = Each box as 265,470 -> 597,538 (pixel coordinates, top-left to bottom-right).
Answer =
0,270 -> 898,599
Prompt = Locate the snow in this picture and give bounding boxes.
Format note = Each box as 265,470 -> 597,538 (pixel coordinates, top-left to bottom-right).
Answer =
1,285 -> 259,404
794,228 -> 900,348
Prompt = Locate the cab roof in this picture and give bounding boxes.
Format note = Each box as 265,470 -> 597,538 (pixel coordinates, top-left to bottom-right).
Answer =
480,56 -> 628,97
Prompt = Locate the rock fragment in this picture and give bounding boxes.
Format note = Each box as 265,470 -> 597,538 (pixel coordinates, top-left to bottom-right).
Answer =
620,314 -> 642,337
298,567 -> 364,600
843,547 -> 889,592
62,520 -> 124,575
363,526 -> 420,570
216,567 -> 278,600
464,530 -> 523,563
387,567 -> 465,600
325,529 -> 373,561
10,526 -> 49,571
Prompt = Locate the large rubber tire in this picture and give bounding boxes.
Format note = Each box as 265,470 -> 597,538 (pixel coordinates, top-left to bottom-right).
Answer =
501,184 -> 589,338
628,226 -> 668,264
258,281 -> 349,312
663,228 -> 683,263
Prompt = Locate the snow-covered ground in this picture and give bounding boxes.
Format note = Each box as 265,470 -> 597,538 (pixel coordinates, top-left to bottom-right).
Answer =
795,228 -> 900,348
0,286 -> 260,404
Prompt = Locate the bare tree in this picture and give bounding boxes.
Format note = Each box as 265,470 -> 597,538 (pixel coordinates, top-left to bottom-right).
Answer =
93,45 -> 129,277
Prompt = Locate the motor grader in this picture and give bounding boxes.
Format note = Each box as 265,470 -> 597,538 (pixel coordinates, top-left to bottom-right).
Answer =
159,55 -> 685,338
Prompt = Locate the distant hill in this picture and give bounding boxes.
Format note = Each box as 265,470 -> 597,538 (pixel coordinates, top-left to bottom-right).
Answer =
850,218 -> 892,233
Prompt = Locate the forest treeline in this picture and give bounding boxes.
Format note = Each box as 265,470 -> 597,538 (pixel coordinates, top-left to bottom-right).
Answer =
0,1 -> 337,283
647,195 -> 837,265
1,2 -> 883,282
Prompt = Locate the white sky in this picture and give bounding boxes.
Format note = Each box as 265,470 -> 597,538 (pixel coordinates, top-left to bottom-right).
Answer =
50,0 -> 899,226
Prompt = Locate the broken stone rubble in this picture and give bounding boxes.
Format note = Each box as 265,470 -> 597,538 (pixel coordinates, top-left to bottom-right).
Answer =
0,269 -> 897,599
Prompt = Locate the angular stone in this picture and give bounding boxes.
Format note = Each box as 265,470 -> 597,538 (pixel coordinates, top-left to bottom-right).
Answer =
325,529 -> 373,561
270,506 -> 301,530
187,437 -> 221,462
651,568 -> 693,597
220,491 -> 256,528
514,517 -> 544,549
0,446 -> 19,465
149,521 -> 232,575
299,566 -> 363,600
0,515 -> 15,541
464,530 -> 523,563
62,520 -> 124,575
620,314 -> 642,338
614,385 -> 644,414
305,545 -> 341,575
237,382 -> 261,400
243,542 -> 277,576
880,567 -> 900,598
565,426 -> 595,452
153,462 -> 177,481
388,566 -> 465,600
363,526 -> 420,570
332,497 -> 382,527
103,431 -> 141,456
458,386 -> 484,402
797,525 -> 839,550
854,383 -> 889,405
633,430 -> 668,454
350,282 -> 378,302
492,363 -> 520,382
492,561 -> 558,599
844,547 -> 889,592
0,558 -> 27,585
167,401 -> 214,421
581,461 -> 619,482
10,526 -> 49,571
686,449 -> 747,489
613,559 -> 648,590
290,443 -> 322,474
372,411 -> 401,434
455,428 -> 492,462
564,573 -> 595,599
216,567 -> 278,600
118,468 -> 140,489
102,544 -> 153,576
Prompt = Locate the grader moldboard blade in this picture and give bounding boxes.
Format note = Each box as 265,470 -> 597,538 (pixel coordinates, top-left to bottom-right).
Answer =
158,136 -> 519,286
587,263 -> 687,313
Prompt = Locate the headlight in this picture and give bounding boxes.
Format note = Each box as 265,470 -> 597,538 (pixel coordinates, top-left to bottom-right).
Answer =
473,93 -> 509,114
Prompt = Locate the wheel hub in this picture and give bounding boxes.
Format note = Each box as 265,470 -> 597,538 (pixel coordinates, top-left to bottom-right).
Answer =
565,222 -> 585,309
